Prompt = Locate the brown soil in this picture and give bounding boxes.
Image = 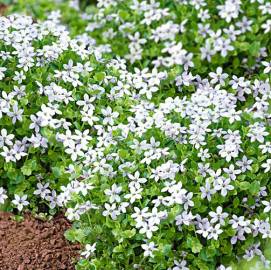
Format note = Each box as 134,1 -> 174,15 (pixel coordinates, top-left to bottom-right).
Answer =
0,212 -> 81,270
0,4 -> 8,15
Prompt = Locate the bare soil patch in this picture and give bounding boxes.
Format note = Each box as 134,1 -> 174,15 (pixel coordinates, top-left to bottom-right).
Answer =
0,212 -> 80,270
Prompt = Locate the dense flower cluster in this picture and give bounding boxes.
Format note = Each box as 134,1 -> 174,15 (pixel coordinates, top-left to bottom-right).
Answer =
1,0 -> 271,269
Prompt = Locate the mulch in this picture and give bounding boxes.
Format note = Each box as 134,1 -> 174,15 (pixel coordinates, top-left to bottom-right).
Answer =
0,212 -> 81,270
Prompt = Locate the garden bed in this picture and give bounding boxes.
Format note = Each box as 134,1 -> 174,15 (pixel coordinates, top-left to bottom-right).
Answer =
0,0 -> 271,269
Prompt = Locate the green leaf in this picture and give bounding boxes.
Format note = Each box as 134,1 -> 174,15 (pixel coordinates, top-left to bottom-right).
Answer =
122,229 -> 136,239
233,197 -> 240,208
113,245 -> 124,253
94,72 -> 105,82
118,149 -> 129,159
21,159 -> 38,176
51,166 -> 63,177
162,244 -> 172,256
249,41 -> 260,56
187,236 -> 203,253
119,10 -> 129,20
64,228 -> 87,243
249,181 -> 260,195
238,181 -> 250,191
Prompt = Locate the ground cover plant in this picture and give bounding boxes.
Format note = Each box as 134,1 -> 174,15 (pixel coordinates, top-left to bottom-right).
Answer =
0,0 -> 271,269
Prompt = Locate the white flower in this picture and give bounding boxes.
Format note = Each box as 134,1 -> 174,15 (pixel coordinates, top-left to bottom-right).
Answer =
200,182 -> 216,201
33,182 -> 51,199
223,165 -> 241,180
262,200 -> 271,213
139,221 -> 159,239
81,243 -> 96,258
66,207 -> 80,221
214,38 -> 234,57
262,19 -> 271,34
217,0 -> 241,23
45,190 -> 59,209
0,146 -> 16,162
259,142 -> 271,154
0,187 -> 8,204
0,67 -> 6,80
76,94 -> 96,111
236,156 -> 253,172
247,123 -> 268,143
209,67 -> 228,86
175,211 -> 194,226
81,109 -> 99,126
128,171 -> 147,188
262,159 -> 271,173
214,178 -> 234,197
12,194 -> 29,211
217,265 -> 232,270
208,224 -> 223,240
172,259 -> 189,270
0,129 -> 14,147
262,61 -> 271,74
217,142 -> 240,162
102,203 -> 120,220
198,148 -> 210,161
124,186 -> 142,203
209,206 -> 228,225
13,71 -> 26,83
104,184 -> 122,203
141,242 -> 157,257
101,106 -> 119,125
7,102 -> 24,124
